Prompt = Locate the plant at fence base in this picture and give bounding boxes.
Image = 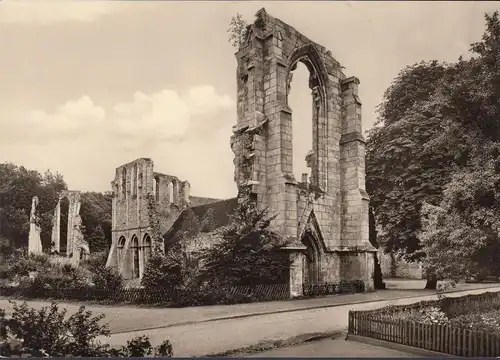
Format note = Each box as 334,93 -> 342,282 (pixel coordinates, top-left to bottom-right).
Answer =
89,265 -> 124,292
199,187 -> 292,287
379,306 -> 449,326
0,301 -> 173,357
82,251 -> 124,292
141,244 -> 185,292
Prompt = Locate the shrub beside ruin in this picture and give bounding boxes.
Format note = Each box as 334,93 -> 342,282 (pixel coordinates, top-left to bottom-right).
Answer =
0,301 -> 173,357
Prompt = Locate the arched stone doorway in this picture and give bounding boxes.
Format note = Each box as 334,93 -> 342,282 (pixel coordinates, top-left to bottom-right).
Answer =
301,231 -> 321,285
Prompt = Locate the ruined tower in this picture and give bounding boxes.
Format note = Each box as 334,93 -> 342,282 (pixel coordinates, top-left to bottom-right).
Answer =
230,9 -> 376,296
106,158 -> 191,279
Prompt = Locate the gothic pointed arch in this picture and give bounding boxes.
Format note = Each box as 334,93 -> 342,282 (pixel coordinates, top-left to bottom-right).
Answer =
287,43 -> 330,107
298,209 -> 327,252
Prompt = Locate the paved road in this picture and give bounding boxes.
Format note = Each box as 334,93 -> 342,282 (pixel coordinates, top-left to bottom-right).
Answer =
247,337 -> 419,357
101,286 -> 500,357
1,281 -> 496,334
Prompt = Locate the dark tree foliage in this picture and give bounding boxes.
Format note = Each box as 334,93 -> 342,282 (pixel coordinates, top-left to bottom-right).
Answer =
0,162 -> 113,254
200,192 -> 292,286
80,191 -> 112,253
0,163 -> 67,251
420,12 -> 500,281
367,11 -> 500,284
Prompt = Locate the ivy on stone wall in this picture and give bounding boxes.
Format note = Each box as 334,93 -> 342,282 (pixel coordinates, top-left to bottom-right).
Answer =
146,194 -> 164,254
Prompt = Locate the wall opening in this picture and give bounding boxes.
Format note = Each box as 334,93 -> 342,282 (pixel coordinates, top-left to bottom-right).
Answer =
301,232 -> 320,285
167,181 -> 174,204
59,197 -> 70,255
117,236 -> 126,265
138,173 -> 143,192
288,62 -> 314,183
154,176 -> 159,201
131,235 -> 140,278
132,164 -> 137,196
121,168 -> 127,198
143,234 -> 152,265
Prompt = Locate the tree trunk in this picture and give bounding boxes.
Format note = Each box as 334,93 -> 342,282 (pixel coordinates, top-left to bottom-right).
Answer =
369,206 -> 385,289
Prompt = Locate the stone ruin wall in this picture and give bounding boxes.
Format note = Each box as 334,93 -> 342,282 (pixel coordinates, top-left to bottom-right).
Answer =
28,190 -> 89,266
107,158 -> 191,279
230,9 -> 376,294
378,249 -> 424,279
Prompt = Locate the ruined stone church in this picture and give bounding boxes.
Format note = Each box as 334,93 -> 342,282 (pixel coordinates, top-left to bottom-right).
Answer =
106,9 -> 376,296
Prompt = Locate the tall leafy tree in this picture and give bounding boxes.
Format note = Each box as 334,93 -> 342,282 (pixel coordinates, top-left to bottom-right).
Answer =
368,11 -> 500,287
420,11 -> 500,281
366,61 -> 454,260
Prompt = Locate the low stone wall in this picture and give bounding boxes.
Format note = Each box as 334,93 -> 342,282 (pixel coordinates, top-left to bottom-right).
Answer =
378,250 -> 423,279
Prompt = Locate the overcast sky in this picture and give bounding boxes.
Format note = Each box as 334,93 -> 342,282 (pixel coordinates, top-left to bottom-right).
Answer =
1,1 -> 498,199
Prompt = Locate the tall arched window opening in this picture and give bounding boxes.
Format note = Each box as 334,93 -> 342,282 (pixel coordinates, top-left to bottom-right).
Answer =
117,236 -> 126,265
131,235 -> 140,278
288,62 -> 314,183
143,234 -> 152,265
59,197 -> 70,255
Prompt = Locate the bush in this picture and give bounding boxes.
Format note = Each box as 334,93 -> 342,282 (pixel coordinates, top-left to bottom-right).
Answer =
82,251 -> 109,270
141,247 -> 184,293
91,266 -> 123,292
5,249 -> 50,281
449,310 -> 500,334
0,301 -> 173,357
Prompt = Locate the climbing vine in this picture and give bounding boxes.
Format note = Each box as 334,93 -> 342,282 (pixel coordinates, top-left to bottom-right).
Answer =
146,194 -> 164,254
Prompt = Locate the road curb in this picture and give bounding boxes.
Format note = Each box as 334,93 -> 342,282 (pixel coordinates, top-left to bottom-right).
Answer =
346,334 -> 455,357
109,285 -> 500,336
202,330 -> 346,357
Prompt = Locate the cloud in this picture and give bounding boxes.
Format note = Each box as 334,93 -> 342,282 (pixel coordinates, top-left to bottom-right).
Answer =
8,85 -> 232,148
0,85 -> 235,198
111,86 -> 232,141
0,0 -> 124,25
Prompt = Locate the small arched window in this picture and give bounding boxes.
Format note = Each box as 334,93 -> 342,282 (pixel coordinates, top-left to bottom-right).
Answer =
143,234 -> 152,265
131,235 -> 140,278
117,236 -> 126,265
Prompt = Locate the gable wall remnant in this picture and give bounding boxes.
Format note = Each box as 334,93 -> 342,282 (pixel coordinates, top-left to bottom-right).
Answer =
231,8 -> 376,296
107,158 -> 193,280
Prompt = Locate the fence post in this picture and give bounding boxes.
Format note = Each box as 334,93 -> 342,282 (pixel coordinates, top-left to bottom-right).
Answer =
348,311 -> 352,334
